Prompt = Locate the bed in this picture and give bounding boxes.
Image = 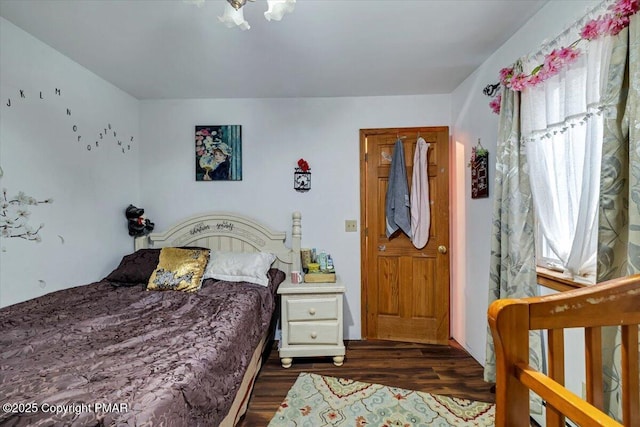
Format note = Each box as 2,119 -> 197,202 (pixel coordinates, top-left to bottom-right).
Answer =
488,274 -> 640,427
0,211 -> 302,426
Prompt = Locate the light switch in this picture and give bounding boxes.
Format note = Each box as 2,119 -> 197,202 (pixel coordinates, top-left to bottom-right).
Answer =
345,220 -> 358,232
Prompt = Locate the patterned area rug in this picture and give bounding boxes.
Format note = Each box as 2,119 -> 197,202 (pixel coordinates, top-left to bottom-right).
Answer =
268,372 -> 495,426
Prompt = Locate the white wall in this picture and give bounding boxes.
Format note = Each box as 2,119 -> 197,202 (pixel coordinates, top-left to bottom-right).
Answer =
0,18 -> 140,307
140,1 -> 605,347
139,95 -> 450,339
449,0 -> 601,372
1,0 -> 604,364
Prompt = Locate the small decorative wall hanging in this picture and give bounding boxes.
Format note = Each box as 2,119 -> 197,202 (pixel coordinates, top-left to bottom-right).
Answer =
469,139 -> 489,199
294,158 -> 311,192
195,125 -> 242,181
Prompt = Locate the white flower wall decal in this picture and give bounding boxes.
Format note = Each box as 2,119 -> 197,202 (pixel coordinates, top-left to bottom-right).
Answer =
1,188 -> 53,242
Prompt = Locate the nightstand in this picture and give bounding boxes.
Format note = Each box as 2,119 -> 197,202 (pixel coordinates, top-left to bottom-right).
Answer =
277,279 -> 345,368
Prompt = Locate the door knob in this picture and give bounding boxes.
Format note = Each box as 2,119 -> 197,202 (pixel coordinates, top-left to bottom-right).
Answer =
378,245 -> 386,251
438,245 -> 448,254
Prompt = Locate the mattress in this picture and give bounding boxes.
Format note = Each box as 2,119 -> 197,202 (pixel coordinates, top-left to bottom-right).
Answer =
0,269 -> 284,426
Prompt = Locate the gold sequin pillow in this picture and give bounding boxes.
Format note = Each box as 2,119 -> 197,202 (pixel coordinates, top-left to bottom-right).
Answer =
147,247 -> 210,292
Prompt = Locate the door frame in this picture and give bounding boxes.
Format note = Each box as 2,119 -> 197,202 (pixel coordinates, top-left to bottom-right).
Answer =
359,126 -> 451,341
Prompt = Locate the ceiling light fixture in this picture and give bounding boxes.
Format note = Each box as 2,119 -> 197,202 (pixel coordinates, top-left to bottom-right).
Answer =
227,0 -> 248,9
217,0 -> 296,31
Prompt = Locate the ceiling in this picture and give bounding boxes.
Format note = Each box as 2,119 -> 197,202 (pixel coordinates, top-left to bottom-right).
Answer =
0,0 -> 548,100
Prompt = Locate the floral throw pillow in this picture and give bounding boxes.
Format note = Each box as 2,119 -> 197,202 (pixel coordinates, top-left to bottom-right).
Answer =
147,247 -> 210,292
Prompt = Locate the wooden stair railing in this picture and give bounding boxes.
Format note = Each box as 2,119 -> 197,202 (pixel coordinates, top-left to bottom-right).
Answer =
488,274 -> 640,427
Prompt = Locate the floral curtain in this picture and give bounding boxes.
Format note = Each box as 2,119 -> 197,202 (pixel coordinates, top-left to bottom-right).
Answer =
484,85 -> 544,414
597,12 -> 639,421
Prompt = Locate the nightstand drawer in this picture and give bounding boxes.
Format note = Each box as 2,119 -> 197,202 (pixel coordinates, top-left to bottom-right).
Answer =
278,279 -> 345,367
288,321 -> 339,344
286,296 -> 338,321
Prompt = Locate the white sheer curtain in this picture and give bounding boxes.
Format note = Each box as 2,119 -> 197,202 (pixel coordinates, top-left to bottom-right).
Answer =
522,32 -> 615,279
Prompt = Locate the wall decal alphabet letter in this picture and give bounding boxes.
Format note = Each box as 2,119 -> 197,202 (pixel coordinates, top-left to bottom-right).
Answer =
2,87 -> 135,155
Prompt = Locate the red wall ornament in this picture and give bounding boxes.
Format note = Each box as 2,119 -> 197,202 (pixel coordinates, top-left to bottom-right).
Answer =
294,158 -> 311,192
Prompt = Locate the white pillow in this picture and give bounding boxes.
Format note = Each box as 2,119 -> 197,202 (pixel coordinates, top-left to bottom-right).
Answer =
203,251 -> 276,287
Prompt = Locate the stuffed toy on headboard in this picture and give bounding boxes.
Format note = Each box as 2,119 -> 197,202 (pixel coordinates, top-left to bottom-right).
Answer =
125,204 -> 154,237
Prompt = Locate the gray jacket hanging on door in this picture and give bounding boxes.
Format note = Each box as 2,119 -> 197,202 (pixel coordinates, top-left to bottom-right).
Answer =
385,139 -> 412,238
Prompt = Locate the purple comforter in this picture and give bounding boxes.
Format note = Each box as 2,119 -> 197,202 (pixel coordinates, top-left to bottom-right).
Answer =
0,269 -> 283,426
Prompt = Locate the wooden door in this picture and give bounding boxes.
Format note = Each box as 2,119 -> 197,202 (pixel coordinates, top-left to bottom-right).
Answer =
360,127 -> 450,344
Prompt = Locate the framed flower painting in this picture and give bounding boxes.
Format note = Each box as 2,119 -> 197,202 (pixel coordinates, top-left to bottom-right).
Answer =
195,125 -> 242,181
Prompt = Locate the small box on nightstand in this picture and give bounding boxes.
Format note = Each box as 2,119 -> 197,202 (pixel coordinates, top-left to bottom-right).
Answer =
304,272 -> 336,283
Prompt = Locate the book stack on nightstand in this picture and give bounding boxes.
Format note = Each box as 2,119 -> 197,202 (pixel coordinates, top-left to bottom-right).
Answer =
277,278 -> 345,368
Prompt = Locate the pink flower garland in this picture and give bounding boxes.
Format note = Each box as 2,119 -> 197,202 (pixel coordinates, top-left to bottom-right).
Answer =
489,94 -> 502,114
489,0 -> 638,114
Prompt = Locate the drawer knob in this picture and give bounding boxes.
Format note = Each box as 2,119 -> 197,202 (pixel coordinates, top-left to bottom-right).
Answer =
308,308 -> 316,315
310,332 -> 318,339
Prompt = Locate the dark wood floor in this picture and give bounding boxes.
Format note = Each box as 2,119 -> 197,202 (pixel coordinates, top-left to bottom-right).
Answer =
237,339 -> 495,426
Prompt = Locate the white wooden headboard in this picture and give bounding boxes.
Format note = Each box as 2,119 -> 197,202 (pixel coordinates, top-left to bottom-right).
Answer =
134,211 -> 301,275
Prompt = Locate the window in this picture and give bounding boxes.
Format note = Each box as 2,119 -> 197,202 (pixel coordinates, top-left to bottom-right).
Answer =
521,35 -> 614,284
